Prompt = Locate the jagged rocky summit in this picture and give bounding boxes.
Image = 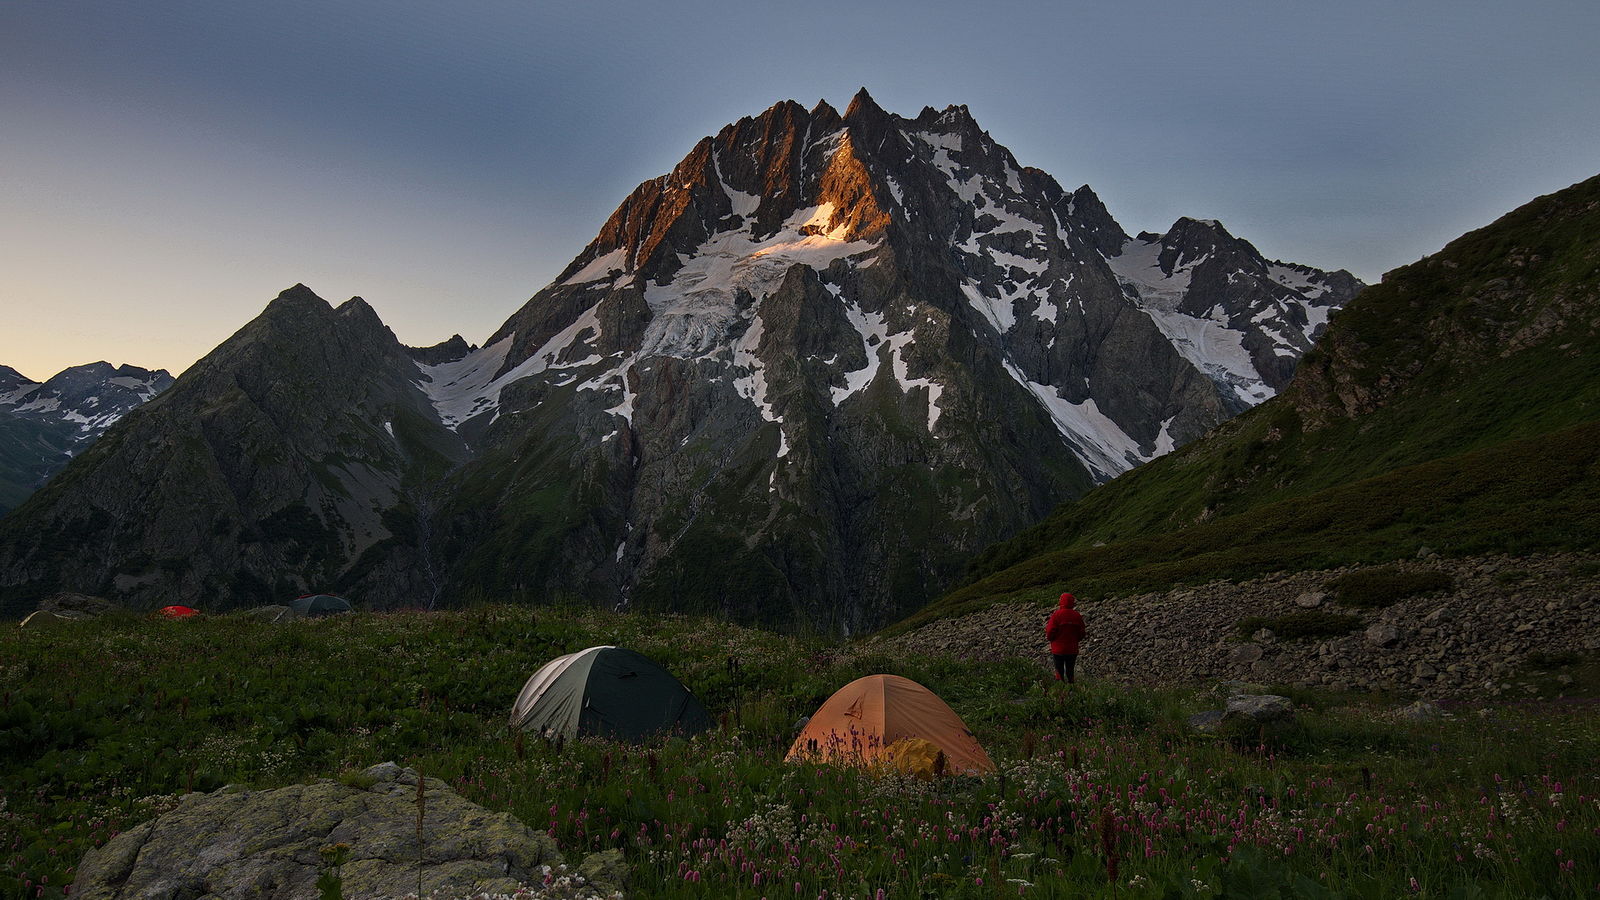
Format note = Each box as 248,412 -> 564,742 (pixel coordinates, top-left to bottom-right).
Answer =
0,91 -> 1360,631
0,361 -> 171,513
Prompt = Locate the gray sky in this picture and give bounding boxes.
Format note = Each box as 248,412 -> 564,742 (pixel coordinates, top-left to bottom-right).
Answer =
4,0 -> 1598,378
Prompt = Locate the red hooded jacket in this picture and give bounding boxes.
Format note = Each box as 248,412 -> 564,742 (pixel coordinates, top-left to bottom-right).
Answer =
1045,593 -> 1086,655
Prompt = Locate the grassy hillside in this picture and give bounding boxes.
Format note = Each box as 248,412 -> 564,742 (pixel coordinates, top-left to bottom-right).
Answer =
901,175 -> 1600,631
2,609 -> 1597,898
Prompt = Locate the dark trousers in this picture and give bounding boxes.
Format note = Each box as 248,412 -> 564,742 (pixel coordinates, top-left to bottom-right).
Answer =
1052,653 -> 1077,683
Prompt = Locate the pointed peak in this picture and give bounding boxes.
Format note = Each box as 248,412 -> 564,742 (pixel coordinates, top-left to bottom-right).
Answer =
1065,184 -> 1130,257
266,283 -> 331,311
279,283 -> 322,301
844,87 -> 887,121
810,98 -> 838,119
336,297 -> 392,335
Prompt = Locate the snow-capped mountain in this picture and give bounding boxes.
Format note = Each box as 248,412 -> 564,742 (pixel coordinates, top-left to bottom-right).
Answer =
0,92 -> 1360,629
1,362 -> 172,436
1104,219 -> 1361,405
421,93 -> 1358,485
0,362 -> 172,513
409,90 -> 1361,627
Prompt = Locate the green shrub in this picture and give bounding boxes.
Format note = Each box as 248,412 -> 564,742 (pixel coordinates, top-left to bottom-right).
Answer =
1568,560 -> 1600,578
1325,566 -> 1454,609
1236,611 -> 1363,641
1526,649 -> 1583,668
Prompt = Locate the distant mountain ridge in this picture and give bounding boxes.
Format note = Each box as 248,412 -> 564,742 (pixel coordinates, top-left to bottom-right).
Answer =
0,362 -> 171,513
0,92 -> 1361,629
905,172 -> 1600,631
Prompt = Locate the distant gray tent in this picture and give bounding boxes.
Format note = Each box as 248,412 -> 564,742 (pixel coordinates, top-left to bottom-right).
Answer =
241,605 -> 296,623
510,646 -> 712,743
19,609 -> 89,628
289,594 -> 352,617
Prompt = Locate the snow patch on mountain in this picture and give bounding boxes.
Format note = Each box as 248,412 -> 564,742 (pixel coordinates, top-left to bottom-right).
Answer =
961,282 -> 1017,335
1267,262 -> 1329,299
417,303 -> 609,429
829,285 -> 889,406
579,355 -> 639,426
415,337 -> 515,428
1106,238 -> 1271,405
1001,359 -> 1148,480
731,312 -> 787,457
640,201 -> 877,360
887,328 -> 943,433
562,248 -> 631,286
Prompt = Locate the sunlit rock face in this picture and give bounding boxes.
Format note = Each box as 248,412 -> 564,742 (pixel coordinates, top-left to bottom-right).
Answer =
0,91 -> 1358,631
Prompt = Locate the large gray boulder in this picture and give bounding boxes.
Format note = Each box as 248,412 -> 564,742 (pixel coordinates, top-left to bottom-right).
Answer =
1222,693 -> 1296,727
73,763 -> 561,899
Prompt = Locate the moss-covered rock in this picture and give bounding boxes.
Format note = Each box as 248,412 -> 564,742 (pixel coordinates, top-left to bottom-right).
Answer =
72,762 -> 560,899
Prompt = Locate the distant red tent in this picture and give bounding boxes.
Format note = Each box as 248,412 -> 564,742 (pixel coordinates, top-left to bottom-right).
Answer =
159,605 -> 198,618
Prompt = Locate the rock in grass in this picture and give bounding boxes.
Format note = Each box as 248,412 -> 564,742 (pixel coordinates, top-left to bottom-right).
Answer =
72,762 -> 561,900
1187,710 -> 1225,734
1396,699 -> 1446,721
1223,694 -> 1295,725
579,847 -> 629,891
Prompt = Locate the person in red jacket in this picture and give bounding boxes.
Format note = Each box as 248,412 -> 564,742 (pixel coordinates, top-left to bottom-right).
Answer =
1045,592 -> 1087,683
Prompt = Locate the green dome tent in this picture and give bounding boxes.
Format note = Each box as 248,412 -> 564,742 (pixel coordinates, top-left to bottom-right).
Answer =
510,646 -> 712,743
290,594 -> 352,617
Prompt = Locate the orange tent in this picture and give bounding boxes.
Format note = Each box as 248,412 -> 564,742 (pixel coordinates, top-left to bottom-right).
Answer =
786,674 -> 995,775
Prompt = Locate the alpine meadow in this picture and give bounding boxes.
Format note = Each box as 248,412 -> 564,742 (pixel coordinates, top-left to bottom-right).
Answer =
4,5 -> 1600,897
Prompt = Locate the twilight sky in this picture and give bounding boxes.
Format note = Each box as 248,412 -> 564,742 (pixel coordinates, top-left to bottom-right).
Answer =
3,1 -> 1597,379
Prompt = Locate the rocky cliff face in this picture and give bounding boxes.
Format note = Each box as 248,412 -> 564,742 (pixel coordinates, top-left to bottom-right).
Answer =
0,361 -> 172,513
0,93 -> 1360,630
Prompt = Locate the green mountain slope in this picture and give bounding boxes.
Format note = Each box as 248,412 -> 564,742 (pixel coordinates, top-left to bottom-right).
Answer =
902,174 -> 1600,630
0,412 -> 77,514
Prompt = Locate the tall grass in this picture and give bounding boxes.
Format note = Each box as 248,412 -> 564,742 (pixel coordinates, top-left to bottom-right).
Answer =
1,608 -> 1596,898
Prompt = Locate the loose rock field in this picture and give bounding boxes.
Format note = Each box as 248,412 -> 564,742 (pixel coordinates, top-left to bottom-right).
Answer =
877,553 -> 1600,699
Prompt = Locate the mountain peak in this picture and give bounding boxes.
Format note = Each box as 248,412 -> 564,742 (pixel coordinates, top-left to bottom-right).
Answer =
810,98 -> 839,119
1068,185 -> 1130,257
1168,216 -> 1229,237
266,283 -> 332,314
0,94 -> 1367,630
337,296 -> 377,317
844,87 -> 886,121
